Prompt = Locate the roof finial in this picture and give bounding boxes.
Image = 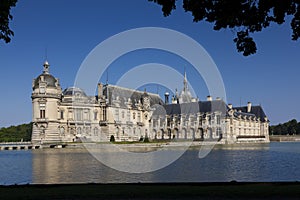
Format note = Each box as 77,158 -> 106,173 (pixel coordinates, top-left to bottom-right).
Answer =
43,60 -> 50,74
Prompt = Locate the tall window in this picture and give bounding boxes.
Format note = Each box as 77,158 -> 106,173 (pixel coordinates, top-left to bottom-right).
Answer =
39,103 -> 45,119
75,109 -> 82,121
137,112 -> 141,122
40,110 -> 45,118
115,109 -> 119,121
216,115 -> 221,125
60,110 -> 64,119
208,116 -> 211,125
216,127 -> 221,136
83,110 -> 90,121
127,111 -> 130,121
94,111 -> 98,120
133,112 -> 136,120
94,127 -> 98,136
102,107 -> 107,121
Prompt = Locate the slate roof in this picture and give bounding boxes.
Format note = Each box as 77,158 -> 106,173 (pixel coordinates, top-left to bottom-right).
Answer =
233,106 -> 268,122
33,73 -> 57,89
62,87 -> 87,97
164,100 -> 227,116
103,85 -> 164,109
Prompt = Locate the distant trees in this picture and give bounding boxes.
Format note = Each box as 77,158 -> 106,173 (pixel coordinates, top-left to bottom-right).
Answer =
0,0 -> 17,44
149,0 -> 300,56
270,119 -> 300,135
0,122 -> 32,142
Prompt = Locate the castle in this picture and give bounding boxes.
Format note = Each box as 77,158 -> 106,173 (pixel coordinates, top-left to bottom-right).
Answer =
31,61 -> 270,144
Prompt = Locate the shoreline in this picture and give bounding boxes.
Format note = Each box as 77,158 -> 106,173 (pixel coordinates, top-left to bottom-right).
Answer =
270,135 -> 300,142
1,138 -> 299,152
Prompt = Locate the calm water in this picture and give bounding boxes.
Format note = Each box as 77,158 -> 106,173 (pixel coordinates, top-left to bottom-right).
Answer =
0,142 -> 299,185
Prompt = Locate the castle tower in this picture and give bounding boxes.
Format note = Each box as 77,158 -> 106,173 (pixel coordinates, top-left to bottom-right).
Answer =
31,61 -> 62,144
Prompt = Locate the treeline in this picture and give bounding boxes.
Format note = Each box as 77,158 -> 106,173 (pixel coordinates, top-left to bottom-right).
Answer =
269,119 -> 300,135
0,123 -> 32,142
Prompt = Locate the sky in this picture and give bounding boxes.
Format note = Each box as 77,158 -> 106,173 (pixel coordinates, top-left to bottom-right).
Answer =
0,0 -> 300,127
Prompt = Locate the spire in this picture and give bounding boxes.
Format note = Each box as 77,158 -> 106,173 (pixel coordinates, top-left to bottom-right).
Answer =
43,60 -> 50,74
178,68 -> 193,103
183,69 -> 188,92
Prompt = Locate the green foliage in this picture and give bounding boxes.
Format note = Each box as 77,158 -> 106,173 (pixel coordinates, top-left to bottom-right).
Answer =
149,0 -> 300,56
0,122 -> 32,142
0,0 -> 17,44
270,119 -> 300,135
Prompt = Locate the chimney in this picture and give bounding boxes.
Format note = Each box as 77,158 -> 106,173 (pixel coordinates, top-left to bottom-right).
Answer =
247,102 -> 252,113
164,92 -> 169,104
97,83 -> 103,99
228,104 -> 232,109
207,95 -> 212,101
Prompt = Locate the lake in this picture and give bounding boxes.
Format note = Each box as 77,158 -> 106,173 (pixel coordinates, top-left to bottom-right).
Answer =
0,142 -> 299,185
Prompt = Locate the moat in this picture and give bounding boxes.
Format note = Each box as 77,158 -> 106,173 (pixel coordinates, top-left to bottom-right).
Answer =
0,142 -> 299,185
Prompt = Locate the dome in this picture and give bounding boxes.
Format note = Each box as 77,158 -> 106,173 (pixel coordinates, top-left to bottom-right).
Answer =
33,73 -> 57,89
62,87 -> 87,97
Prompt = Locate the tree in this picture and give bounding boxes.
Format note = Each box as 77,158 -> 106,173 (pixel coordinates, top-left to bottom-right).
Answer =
0,122 -> 32,142
149,0 -> 300,56
0,0 -> 17,44
270,119 -> 300,135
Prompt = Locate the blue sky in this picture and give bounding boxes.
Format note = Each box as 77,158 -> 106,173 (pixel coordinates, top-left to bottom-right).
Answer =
0,0 -> 299,127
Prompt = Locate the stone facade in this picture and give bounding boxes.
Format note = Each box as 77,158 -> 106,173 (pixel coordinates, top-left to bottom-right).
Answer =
31,62 -> 269,144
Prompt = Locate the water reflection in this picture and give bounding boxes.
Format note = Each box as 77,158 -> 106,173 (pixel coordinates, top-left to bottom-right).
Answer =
29,142 -> 300,184
32,148 -> 156,184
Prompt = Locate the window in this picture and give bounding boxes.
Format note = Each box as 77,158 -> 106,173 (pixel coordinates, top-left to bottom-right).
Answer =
216,115 -> 221,125
102,107 -> 107,121
40,110 -> 45,119
75,109 -> 82,121
208,116 -> 211,125
59,127 -> 65,135
94,127 -> 98,136
60,110 -> 64,119
94,111 -> 98,120
127,111 -> 130,121
137,112 -> 141,122
216,128 -> 220,136
122,111 -> 125,119
39,103 -> 45,118
133,112 -> 136,120
77,127 -> 81,135
84,110 -> 90,121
